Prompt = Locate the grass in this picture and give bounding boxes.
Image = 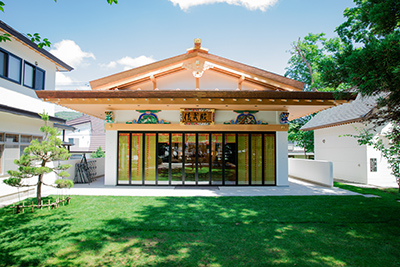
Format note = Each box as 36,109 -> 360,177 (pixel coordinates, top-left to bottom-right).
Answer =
0,185 -> 400,267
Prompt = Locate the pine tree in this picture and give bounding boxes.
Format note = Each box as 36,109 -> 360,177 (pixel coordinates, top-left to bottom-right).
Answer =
3,112 -> 73,206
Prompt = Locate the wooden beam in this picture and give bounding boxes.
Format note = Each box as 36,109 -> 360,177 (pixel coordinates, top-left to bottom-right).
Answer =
150,75 -> 156,90
238,75 -> 245,90
106,123 -> 289,132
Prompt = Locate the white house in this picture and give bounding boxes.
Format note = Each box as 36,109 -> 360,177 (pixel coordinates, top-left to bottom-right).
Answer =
301,94 -> 397,187
0,20 -> 73,201
37,39 -> 355,187
65,114 -> 105,153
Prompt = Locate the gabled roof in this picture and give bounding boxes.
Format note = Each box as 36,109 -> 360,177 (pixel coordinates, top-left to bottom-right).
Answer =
90,40 -> 304,92
0,20 -> 73,72
301,94 -> 378,131
36,40 -> 356,121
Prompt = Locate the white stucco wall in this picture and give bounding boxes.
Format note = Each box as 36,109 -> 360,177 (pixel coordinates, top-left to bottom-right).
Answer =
0,87 -> 55,115
0,112 -> 47,175
105,130 -> 118,186
314,123 -> 368,184
314,123 -> 396,187
65,122 -> 91,151
0,36 -> 57,93
276,131 -> 289,186
365,124 -> 397,187
289,158 -> 333,187
63,157 -> 105,180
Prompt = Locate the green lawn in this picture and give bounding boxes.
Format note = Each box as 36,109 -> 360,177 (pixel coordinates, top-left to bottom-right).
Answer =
1,184 -> 399,267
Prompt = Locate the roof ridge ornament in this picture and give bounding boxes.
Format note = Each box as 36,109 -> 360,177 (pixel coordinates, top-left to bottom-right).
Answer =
182,58 -> 213,78
187,38 -> 209,54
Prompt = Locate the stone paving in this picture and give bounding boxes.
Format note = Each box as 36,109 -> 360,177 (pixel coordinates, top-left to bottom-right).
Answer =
54,176 -> 360,197
0,176 -> 361,207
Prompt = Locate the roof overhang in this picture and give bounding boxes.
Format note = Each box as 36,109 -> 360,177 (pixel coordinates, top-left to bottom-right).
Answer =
36,90 -> 356,121
53,123 -> 76,131
0,104 -> 66,124
0,20 -> 73,72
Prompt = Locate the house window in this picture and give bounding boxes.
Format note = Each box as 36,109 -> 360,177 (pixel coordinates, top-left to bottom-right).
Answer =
23,62 -> 45,90
0,48 -> 22,84
370,158 -> 377,172
0,133 -> 43,175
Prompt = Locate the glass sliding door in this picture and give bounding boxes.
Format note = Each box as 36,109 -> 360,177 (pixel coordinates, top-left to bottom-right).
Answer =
144,133 -> 156,185
224,134 -> 236,185
184,133 -> 197,185
264,133 -> 276,185
238,134 -> 249,185
131,133 -> 143,185
171,133 -> 183,185
158,133 -> 170,185
251,134 -> 263,185
118,133 -> 130,184
211,133 -> 223,185
198,133 -> 210,185
116,131 -> 276,186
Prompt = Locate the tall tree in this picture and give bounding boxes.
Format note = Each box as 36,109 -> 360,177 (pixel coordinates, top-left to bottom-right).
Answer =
321,0 -> 400,140
319,0 -> 400,188
288,115 -> 314,157
285,33 -> 347,155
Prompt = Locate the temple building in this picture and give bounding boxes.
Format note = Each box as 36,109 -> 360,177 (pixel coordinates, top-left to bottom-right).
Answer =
37,39 -> 355,186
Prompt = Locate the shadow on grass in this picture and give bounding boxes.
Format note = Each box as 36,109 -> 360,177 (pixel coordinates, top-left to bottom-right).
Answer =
0,196 -> 72,267
1,195 -> 400,266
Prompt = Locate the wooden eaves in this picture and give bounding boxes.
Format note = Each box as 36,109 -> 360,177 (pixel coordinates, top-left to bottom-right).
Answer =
89,50 -> 305,92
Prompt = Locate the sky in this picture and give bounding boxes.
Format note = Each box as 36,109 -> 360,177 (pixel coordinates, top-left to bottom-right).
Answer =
1,0 -> 355,91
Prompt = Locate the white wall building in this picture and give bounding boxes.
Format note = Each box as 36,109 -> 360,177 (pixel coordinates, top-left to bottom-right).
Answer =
37,39 -> 355,187
0,20 -> 72,194
302,94 -> 397,187
65,114 -> 105,152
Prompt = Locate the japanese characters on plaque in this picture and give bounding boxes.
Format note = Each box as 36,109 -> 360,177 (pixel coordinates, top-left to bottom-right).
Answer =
180,109 -> 215,125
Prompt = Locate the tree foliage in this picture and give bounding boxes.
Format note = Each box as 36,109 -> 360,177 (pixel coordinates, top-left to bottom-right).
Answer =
318,0 -> 400,185
3,113 -> 73,206
346,127 -> 400,190
91,146 -> 105,158
285,33 -> 348,91
288,115 -> 314,156
322,0 -> 400,143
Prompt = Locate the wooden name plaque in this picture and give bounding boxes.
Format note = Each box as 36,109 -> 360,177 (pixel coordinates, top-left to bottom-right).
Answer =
180,109 -> 215,125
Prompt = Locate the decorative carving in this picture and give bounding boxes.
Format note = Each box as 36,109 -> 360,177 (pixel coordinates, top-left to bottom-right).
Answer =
279,112 -> 289,124
182,59 -> 213,78
180,108 -> 215,125
105,111 -> 114,123
126,110 -> 171,124
224,111 -> 268,125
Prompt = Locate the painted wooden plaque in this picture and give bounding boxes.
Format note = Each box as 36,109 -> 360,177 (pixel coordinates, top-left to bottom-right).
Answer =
180,109 -> 215,125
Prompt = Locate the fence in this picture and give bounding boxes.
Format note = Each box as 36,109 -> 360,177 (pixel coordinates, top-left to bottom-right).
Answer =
10,196 -> 71,214
288,158 -> 333,187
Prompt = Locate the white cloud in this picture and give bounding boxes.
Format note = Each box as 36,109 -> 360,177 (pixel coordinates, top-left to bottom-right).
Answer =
169,0 -> 278,11
56,72 -> 73,86
55,73 -> 90,90
101,55 -> 156,71
50,40 -> 95,67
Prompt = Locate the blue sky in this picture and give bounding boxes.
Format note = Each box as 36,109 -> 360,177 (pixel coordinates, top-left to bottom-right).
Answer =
1,0 -> 354,90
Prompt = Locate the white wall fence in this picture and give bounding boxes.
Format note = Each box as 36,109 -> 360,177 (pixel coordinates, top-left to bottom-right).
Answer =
288,158 -> 333,187
62,157 -> 105,180
0,158 -> 105,205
